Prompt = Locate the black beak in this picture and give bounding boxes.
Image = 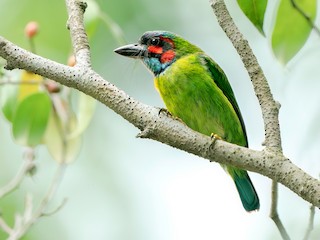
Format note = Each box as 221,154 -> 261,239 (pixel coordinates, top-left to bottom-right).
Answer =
114,43 -> 145,59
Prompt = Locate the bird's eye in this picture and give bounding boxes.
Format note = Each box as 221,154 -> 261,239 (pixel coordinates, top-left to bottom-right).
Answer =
149,37 -> 160,46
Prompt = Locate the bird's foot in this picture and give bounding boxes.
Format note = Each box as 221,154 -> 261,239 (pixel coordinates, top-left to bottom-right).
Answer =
208,134 -> 222,162
158,108 -> 172,117
210,133 -> 222,148
158,108 -> 185,124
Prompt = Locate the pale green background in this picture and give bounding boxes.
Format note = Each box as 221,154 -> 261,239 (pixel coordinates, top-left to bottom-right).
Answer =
0,0 -> 320,239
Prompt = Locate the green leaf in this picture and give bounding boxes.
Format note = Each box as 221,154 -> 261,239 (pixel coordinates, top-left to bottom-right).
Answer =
84,0 -> 100,39
68,92 -> 96,139
44,111 -> 81,164
99,11 -> 126,45
85,0 -> 126,44
0,71 -> 21,122
1,70 -> 43,122
18,71 -> 43,101
12,92 -> 51,147
237,0 -> 268,35
1,85 -> 19,122
272,0 -> 317,63
43,92 -> 95,163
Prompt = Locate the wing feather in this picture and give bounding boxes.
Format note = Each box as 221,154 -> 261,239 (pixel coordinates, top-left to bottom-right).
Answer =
200,54 -> 248,147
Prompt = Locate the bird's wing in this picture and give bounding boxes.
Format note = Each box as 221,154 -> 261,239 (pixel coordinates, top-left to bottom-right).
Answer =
200,54 -> 248,146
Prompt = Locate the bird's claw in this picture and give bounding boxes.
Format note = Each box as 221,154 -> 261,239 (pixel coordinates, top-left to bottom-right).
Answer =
210,133 -> 222,149
158,108 -> 172,117
158,108 -> 185,124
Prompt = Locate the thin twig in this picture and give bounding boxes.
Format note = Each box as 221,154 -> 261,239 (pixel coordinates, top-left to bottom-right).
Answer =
303,205 -> 315,240
28,38 -> 36,55
0,79 -> 40,85
269,181 -> 290,240
99,11 -> 126,45
290,0 -> 320,36
34,164 -> 67,217
41,198 -> 68,217
8,163 -> 67,240
0,217 -> 13,235
0,148 -> 35,199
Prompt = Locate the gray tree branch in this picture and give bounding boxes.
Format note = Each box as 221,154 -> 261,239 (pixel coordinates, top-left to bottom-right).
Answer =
210,0 -> 289,238
210,0 -> 282,152
65,0 -> 91,66
0,0 -> 320,213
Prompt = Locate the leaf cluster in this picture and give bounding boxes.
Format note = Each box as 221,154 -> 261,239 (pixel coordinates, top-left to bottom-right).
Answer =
237,0 -> 317,63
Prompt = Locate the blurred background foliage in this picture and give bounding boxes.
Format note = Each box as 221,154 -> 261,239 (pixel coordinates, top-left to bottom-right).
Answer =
1,0 -> 320,239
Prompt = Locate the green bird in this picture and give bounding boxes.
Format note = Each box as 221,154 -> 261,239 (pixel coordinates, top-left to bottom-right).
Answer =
114,31 -> 259,211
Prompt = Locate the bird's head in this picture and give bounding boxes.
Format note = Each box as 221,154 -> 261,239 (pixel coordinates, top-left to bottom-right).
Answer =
114,31 -> 202,76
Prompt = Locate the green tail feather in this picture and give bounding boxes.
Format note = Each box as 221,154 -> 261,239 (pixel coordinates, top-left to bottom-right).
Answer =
234,172 -> 260,212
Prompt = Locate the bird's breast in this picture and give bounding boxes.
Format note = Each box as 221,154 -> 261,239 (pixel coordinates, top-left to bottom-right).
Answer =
153,54 -> 245,145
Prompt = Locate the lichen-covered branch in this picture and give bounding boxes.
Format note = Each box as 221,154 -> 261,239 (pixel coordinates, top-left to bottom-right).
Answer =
0,0 -> 320,211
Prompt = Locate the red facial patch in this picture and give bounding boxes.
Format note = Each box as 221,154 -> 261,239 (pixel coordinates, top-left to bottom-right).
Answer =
160,37 -> 174,47
160,50 -> 175,63
148,45 -> 163,54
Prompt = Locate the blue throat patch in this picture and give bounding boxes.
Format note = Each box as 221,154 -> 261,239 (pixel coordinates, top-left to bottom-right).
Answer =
143,57 -> 174,76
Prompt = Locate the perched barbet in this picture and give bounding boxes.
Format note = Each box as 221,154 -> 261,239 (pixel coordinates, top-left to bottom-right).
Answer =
114,31 -> 259,211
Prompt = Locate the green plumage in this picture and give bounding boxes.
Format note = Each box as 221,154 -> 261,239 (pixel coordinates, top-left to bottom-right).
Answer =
155,53 -> 259,211
114,31 -> 260,211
